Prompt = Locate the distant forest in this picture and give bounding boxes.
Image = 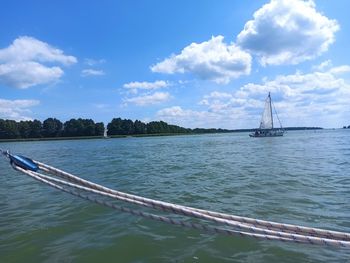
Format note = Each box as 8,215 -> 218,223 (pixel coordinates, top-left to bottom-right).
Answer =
0,117 -> 324,140
0,118 -> 104,139
0,117 -> 232,139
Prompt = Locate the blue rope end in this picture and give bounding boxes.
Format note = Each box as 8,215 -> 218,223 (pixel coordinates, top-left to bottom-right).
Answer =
9,154 -> 39,172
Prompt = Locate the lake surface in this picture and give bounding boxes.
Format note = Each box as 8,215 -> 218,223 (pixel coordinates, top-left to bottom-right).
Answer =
1,130 -> 350,262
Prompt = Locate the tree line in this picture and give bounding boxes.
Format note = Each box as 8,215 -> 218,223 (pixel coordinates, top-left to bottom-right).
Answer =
0,117 -> 326,140
107,118 -> 192,135
106,118 -> 235,135
0,118 -> 104,139
0,117 -> 233,139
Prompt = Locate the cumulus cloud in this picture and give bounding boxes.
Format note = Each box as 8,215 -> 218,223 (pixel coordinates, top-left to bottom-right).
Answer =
0,36 -> 77,88
237,0 -> 339,66
204,91 -> 233,100
151,35 -> 251,84
125,92 -> 171,106
328,65 -> 350,75
123,80 -> 169,91
0,62 -> 63,89
245,76 -> 348,127
81,69 -> 105,77
0,36 -> 77,65
0,98 -> 40,120
122,81 -> 171,104
157,106 -> 202,118
157,106 -> 219,128
199,91 -> 233,111
237,68 -> 350,101
157,65 -> 350,128
156,104 -> 249,129
233,66 -> 350,127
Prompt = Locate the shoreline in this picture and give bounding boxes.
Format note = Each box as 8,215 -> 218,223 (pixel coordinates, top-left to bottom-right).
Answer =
0,127 -> 325,143
0,133 -> 199,143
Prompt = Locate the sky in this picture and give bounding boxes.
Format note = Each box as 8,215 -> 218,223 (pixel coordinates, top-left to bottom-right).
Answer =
0,0 -> 349,129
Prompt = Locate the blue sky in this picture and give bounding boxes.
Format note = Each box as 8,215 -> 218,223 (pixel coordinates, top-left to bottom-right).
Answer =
1,0 -> 349,128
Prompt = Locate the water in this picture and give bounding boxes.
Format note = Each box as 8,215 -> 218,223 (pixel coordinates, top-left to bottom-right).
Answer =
1,130 -> 349,262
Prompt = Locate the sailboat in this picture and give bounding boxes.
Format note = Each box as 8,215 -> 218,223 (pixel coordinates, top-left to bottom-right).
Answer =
103,126 -> 110,139
249,92 -> 284,137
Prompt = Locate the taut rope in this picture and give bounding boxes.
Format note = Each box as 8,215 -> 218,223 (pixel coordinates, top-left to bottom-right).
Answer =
2,150 -> 350,248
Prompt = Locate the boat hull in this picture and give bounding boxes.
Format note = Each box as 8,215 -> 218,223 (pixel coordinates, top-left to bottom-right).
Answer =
249,130 -> 284,137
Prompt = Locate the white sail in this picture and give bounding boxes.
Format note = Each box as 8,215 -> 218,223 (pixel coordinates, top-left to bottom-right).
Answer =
103,126 -> 108,138
259,93 -> 273,129
249,92 -> 284,137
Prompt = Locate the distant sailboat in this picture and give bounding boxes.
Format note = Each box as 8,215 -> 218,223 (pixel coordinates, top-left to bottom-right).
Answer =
103,126 -> 109,139
249,92 -> 284,137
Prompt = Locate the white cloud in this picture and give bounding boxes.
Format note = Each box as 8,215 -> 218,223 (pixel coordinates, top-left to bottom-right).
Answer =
0,36 -> 76,65
125,92 -> 171,106
313,60 -> 332,72
151,35 -> 251,84
311,61 -> 350,75
156,105 -> 249,129
157,65 -> 350,129
204,91 -> 233,100
0,36 -> 77,88
237,0 -> 339,65
157,106 -> 201,118
123,80 -> 169,91
237,67 -> 350,127
81,69 -> 105,77
0,98 -> 40,120
328,65 -> 350,75
122,81 -> 171,104
84,58 -> 106,66
199,91 -> 233,110
0,62 -> 63,89
157,106 -> 218,128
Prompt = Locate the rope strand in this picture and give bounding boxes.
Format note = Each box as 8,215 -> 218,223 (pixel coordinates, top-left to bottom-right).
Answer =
3,155 -> 350,248
36,161 -> 350,241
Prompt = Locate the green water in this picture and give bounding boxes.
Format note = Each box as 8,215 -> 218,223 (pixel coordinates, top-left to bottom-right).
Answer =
1,130 -> 349,262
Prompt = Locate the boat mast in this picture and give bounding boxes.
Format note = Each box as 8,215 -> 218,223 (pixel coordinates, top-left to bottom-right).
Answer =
268,92 -> 273,129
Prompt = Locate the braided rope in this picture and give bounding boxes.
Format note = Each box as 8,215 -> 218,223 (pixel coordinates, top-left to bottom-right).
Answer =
14,166 -> 301,244
10,161 -> 350,248
26,169 -> 345,245
37,161 -> 350,241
